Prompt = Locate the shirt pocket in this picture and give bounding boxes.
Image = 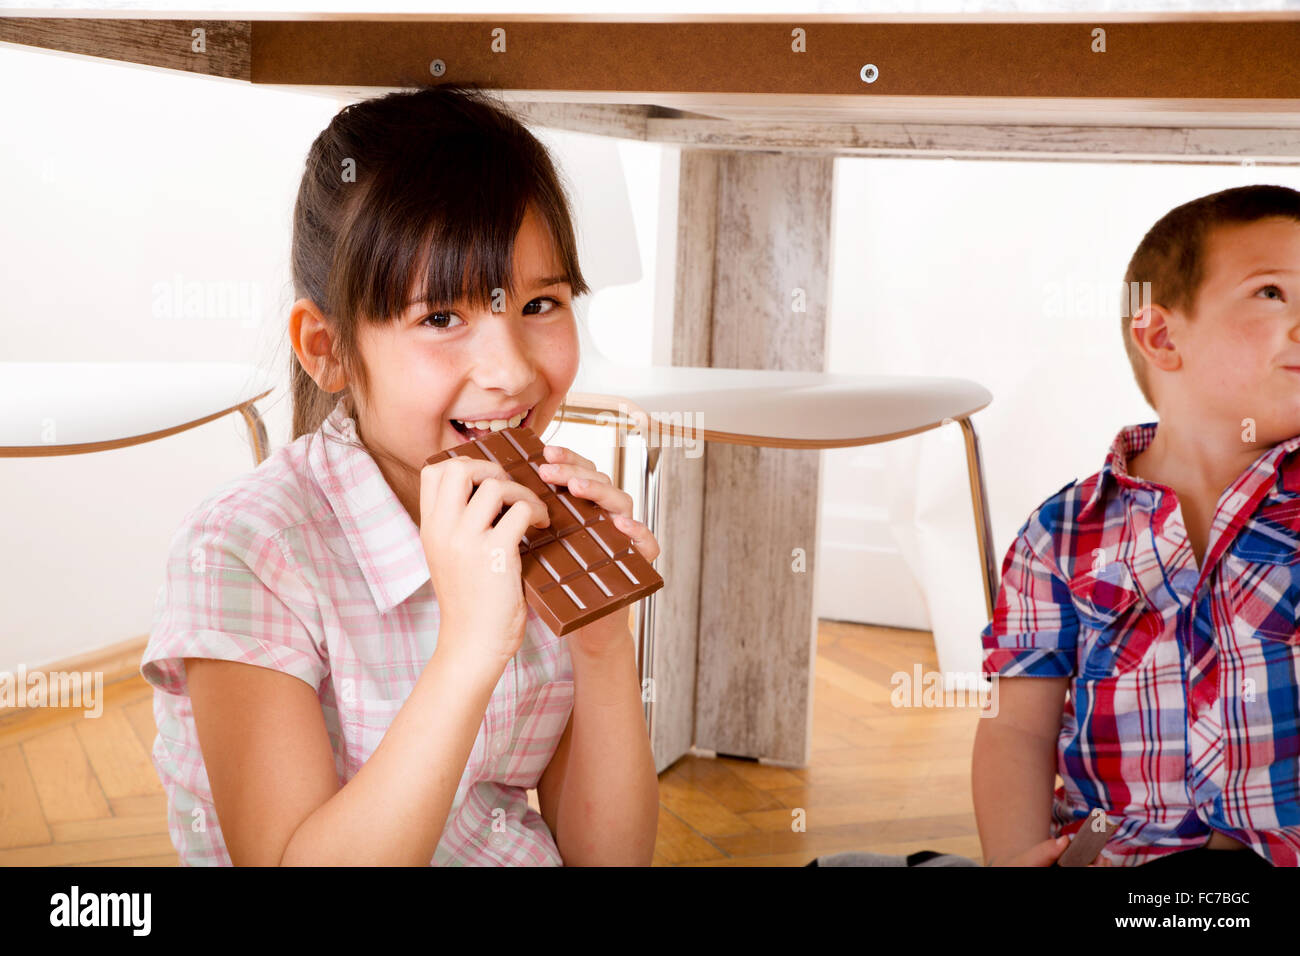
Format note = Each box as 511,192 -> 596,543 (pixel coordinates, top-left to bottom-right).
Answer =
496,679 -> 574,789
1222,512 -> 1300,646
1068,559 -> 1157,679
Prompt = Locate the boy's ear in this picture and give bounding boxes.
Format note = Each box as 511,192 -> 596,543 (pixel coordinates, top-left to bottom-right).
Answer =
1131,304 -> 1181,373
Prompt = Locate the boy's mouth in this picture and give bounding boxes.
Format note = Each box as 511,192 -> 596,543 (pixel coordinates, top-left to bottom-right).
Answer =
449,405 -> 534,441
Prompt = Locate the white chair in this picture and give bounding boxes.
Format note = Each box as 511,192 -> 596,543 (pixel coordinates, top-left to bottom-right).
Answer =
559,297 -> 996,738
0,362 -> 276,463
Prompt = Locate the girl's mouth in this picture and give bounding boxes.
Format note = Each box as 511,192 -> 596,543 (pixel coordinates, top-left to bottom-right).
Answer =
449,405 -> 534,441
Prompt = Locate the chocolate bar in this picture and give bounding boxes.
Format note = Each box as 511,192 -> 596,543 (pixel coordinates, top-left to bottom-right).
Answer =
1056,808 -> 1117,867
424,426 -> 664,636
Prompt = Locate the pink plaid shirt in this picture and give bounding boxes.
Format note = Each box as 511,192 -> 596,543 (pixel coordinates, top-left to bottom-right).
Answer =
141,396 -> 575,865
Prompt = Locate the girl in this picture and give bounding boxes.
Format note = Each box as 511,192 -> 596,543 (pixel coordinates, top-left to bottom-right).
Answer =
141,83 -> 660,866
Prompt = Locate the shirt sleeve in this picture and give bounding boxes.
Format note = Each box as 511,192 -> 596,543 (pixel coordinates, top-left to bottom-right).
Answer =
980,513 -> 1079,679
141,503 -> 328,697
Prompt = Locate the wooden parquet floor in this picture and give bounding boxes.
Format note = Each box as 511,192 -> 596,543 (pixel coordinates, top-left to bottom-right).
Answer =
0,620 -> 984,866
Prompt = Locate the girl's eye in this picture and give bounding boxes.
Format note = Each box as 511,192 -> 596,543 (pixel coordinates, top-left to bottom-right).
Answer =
523,296 -> 562,316
1256,284 -> 1285,301
421,311 -> 464,330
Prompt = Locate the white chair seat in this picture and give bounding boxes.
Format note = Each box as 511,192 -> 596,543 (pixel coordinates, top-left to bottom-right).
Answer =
568,300 -> 990,448
571,363 -> 990,448
0,361 -> 275,458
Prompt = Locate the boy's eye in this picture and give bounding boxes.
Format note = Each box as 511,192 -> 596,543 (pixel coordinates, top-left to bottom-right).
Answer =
421,311 -> 463,330
1256,284 -> 1284,300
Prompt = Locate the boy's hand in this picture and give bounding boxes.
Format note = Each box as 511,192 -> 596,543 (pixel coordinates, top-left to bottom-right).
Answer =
988,835 -> 1070,866
989,835 -> 1116,866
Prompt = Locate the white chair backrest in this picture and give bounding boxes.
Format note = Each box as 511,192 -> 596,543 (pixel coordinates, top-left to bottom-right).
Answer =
571,294 -> 615,390
533,128 -> 644,388
539,130 -> 642,292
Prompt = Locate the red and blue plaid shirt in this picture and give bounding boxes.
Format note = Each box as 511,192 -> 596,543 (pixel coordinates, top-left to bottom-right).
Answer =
982,421 -> 1300,867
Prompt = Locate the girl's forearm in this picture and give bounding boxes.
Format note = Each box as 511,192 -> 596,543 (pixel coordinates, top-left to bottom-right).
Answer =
554,632 -> 659,865
280,639 -> 503,866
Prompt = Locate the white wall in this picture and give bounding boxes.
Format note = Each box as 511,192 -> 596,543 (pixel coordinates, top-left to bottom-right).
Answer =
0,47 -> 338,672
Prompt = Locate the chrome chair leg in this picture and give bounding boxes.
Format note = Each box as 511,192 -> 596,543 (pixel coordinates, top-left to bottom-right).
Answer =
610,426 -> 625,492
635,436 -> 663,737
238,402 -> 270,466
957,416 -> 998,621
560,405 -> 658,735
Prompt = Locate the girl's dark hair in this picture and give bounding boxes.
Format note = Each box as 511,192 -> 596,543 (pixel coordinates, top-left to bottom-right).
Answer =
288,82 -> 591,464
1122,183 -> 1300,409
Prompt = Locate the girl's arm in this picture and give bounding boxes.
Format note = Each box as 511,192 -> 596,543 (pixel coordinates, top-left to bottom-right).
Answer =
187,634 -> 503,866
529,444 -> 661,863
535,623 -> 659,866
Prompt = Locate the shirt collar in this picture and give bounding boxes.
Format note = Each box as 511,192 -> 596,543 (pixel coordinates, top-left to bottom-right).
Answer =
309,396 -> 430,613
1079,420 -> 1300,520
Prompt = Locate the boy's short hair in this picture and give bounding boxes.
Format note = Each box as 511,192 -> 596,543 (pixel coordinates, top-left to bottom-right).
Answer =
1121,184 -> 1300,410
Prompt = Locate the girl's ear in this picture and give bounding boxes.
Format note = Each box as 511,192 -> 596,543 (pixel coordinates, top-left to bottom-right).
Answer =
291,298 -> 348,391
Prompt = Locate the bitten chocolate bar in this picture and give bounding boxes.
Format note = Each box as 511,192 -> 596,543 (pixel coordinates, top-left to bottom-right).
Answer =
424,426 -> 664,636
1056,808 -> 1118,867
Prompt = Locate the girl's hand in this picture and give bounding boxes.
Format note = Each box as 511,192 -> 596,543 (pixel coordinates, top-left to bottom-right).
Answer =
420,456 -> 551,672
538,444 -> 661,654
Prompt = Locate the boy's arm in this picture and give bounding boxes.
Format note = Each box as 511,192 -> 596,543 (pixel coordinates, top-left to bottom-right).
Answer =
973,676 -> 1069,865
974,513 -> 1079,866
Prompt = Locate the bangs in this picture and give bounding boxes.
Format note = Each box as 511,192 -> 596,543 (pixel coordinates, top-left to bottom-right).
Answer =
327,123 -> 588,326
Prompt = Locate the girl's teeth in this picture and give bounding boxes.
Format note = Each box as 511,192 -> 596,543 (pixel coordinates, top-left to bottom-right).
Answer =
456,410 -> 528,434
482,411 -> 527,430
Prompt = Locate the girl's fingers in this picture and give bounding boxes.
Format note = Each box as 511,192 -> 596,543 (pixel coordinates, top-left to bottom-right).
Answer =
427,457 -> 491,540
535,449 -> 658,559
553,467 -> 633,517
539,461 -> 613,490
611,513 -> 660,562
493,498 -> 546,554
542,444 -> 599,475
463,474 -> 549,534
419,459 -> 446,526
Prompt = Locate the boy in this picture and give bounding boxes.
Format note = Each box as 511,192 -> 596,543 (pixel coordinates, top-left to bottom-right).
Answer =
975,184 -> 1300,867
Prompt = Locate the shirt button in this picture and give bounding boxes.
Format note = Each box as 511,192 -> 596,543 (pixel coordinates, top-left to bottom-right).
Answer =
490,735 -> 507,757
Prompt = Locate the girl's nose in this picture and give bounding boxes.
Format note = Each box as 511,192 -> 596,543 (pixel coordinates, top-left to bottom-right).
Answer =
471,316 -> 536,392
